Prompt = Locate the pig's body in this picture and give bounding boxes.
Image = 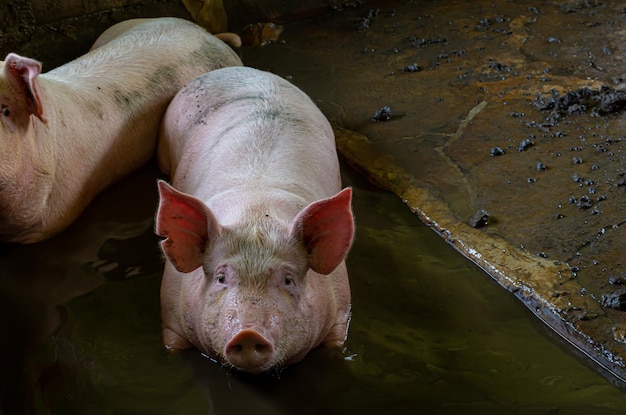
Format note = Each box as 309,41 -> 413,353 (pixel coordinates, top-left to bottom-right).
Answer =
156,67 -> 354,373
0,17 -> 242,243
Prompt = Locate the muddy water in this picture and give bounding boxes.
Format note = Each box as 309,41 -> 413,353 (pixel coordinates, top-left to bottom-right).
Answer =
0,161 -> 623,414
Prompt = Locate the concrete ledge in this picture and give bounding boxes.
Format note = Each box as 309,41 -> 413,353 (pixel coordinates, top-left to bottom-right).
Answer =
334,124 -> 626,382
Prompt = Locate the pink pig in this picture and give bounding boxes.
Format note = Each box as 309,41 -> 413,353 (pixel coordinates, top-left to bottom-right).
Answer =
155,66 -> 354,373
0,17 -> 242,243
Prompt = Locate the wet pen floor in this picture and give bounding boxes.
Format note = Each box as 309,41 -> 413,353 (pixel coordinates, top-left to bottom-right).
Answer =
244,0 -> 626,386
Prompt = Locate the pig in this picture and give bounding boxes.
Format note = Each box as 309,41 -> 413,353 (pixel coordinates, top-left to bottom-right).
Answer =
0,17 -> 242,243
155,66 -> 354,373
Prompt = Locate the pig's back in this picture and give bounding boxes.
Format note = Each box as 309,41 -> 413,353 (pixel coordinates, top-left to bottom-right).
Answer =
49,18 -> 241,86
161,67 -> 341,203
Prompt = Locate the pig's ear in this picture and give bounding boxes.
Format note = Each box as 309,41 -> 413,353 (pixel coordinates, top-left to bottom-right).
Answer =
156,180 -> 220,273
4,53 -> 46,123
291,188 -> 354,275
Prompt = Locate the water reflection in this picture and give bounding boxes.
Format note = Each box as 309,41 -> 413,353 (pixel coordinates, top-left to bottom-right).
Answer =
0,164 -> 158,415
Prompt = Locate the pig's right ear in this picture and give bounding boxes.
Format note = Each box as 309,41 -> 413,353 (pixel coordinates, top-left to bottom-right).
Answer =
4,53 -> 46,123
156,180 -> 220,273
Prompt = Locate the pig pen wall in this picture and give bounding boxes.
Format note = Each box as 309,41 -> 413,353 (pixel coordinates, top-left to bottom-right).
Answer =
0,0 -> 346,69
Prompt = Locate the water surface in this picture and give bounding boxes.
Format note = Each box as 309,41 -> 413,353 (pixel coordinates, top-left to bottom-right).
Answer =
1,162 -> 625,414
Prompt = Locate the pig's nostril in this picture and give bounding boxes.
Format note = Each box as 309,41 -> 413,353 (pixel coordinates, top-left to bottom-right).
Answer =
255,343 -> 269,353
225,329 -> 274,372
228,343 -> 267,354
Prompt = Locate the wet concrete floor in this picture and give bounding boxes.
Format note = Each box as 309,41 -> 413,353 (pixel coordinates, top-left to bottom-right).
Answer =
243,0 -> 626,381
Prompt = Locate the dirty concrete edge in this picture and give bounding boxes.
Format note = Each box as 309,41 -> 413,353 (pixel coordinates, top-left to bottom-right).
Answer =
333,124 -> 626,385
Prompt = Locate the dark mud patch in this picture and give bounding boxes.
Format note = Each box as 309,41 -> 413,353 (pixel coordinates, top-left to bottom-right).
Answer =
534,86 -> 626,122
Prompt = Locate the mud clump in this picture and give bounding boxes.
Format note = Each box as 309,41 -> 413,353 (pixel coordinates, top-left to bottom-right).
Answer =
569,195 -> 593,210
534,86 -> 626,119
406,35 -> 447,48
490,147 -> 505,156
371,106 -> 391,121
402,63 -> 421,73
468,209 -> 490,228
355,8 -> 379,30
601,291 -> 626,311
517,137 -> 535,152
609,276 -> 626,286
475,15 -> 512,33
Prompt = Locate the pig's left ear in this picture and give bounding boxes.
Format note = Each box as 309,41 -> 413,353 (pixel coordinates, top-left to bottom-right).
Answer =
291,188 -> 354,275
156,180 -> 221,273
4,53 -> 46,123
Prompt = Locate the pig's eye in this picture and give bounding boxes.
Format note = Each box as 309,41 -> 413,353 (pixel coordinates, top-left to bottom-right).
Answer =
1,105 -> 9,117
216,273 -> 226,284
284,277 -> 294,286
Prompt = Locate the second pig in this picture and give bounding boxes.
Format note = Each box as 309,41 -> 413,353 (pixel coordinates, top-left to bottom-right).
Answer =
0,17 -> 242,243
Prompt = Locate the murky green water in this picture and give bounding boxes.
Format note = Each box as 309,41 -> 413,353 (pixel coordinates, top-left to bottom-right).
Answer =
0,161 -> 625,415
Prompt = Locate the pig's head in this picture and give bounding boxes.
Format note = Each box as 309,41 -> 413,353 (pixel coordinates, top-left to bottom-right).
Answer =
0,53 -> 52,242
156,180 -> 354,373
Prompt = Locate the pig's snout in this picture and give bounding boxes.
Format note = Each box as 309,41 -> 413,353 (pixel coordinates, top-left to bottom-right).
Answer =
225,328 -> 274,372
